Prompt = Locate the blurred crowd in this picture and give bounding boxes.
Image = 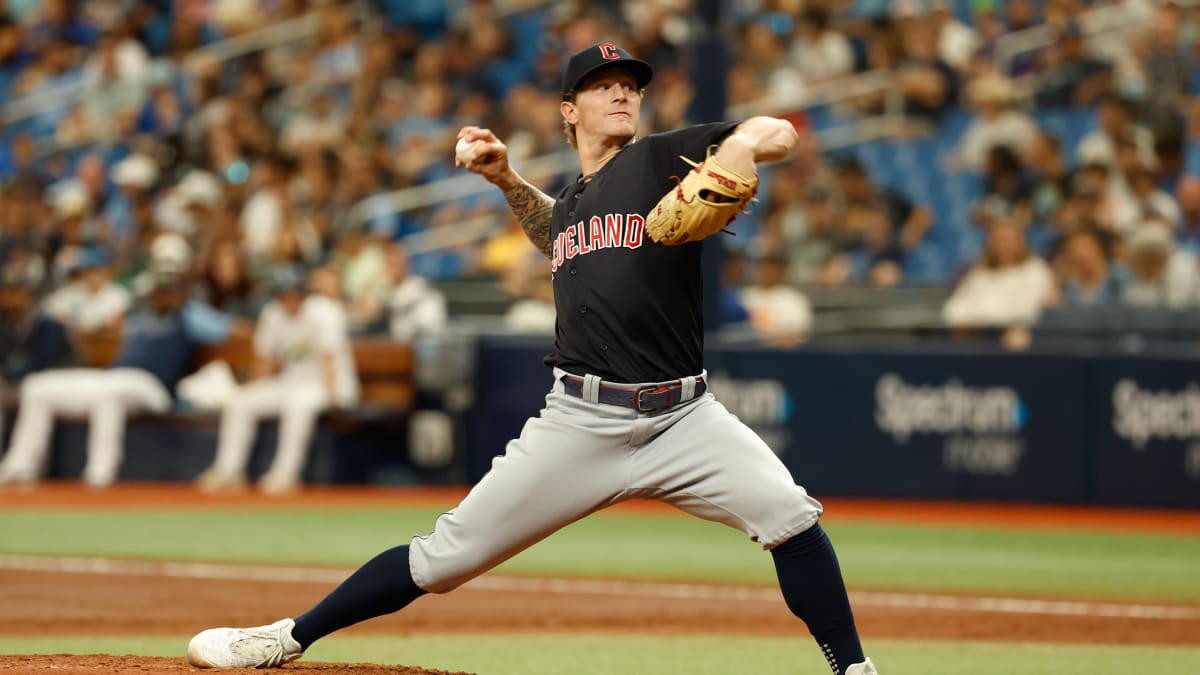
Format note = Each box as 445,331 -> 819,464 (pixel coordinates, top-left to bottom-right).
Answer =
1,0 -> 1200,359
3,0 -> 1200,488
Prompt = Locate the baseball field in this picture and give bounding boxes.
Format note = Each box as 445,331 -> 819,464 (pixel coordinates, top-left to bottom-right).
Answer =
0,484 -> 1198,674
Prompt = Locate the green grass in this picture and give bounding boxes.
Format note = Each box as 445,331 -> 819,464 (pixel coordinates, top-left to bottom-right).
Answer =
0,506 -> 1198,601
2,635 -> 1198,675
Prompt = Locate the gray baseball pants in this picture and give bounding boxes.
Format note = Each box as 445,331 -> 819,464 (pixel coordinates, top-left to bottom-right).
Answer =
409,369 -> 823,592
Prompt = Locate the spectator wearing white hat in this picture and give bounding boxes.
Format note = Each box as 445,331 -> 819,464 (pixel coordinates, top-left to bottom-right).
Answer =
105,153 -> 158,252
949,74 -> 1037,172
154,169 -> 225,235
930,0 -> 979,73
1122,220 -> 1200,308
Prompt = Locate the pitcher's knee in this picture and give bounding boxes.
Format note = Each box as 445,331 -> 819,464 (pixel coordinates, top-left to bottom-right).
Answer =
756,492 -> 824,549
408,533 -> 501,594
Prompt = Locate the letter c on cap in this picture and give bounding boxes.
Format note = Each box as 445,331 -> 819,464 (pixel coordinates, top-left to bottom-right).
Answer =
599,43 -> 619,60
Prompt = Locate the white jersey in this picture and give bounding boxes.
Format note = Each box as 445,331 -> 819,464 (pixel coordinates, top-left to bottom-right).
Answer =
254,295 -> 358,405
43,281 -> 132,332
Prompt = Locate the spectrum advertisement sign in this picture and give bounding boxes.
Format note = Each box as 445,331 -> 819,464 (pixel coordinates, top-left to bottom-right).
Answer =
1092,357 -> 1200,507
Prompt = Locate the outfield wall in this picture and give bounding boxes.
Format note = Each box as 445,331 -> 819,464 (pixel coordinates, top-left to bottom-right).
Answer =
465,337 -> 1200,508
10,336 -> 1199,507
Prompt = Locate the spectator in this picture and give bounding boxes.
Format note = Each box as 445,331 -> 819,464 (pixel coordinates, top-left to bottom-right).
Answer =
930,0 -> 980,73
741,253 -> 813,347
973,145 -> 1033,228
239,155 -> 289,259
1055,228 -> 1130,307
198,237 -> 261,319
1076,94 -> 1155,169
950,74 -> 1038,172
331,222 -> 388,330
1035,21 -> 1112,107
385,243 -> 447,341
783,187 -> 856,285
1176,174 -> 1200,254
0,19 -> 26,101
789,8 -> 854,85
942,218 -> 1056,331
79,30 -> 148,141
1121,221 -> 1200,308
196,265 -> 359,495
105,153 -> 159,253
0,270 -> 236,488
42,245 -> 132,334
835,157 -> 932,254
1122,164 -> 1180,231
155,169 -> 226,236
1135,3 -> 1192,130
279,89 -> 346,156
894,12 -> 959,123
1022,130 -> 1072,227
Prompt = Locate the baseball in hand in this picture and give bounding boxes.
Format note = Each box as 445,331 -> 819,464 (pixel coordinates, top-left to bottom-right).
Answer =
455,137 -> 483,165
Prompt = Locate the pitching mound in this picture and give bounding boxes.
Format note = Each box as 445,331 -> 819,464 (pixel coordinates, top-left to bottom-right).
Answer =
0,655 -> 474,674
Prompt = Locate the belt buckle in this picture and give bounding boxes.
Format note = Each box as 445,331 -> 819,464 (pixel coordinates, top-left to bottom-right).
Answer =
635,385 -> 673,412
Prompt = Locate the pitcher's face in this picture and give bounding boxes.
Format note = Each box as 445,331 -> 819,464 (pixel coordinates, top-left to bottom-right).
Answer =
564,68 -> 641,142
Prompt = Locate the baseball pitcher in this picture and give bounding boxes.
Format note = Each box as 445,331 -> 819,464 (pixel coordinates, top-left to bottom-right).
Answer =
187,43 -> 878,675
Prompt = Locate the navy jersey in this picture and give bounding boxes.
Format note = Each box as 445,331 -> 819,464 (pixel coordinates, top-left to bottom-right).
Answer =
545,121 -> 740,383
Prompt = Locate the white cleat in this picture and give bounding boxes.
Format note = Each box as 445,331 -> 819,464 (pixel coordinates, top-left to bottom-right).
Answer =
846,657 -> 879,675
186,618 -> 303,668
195,469 -> 247,494
257,471 -> 300,497
0,466 -> 37,491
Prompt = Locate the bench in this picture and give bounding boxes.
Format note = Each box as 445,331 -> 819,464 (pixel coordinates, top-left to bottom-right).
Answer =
13,331 -> 428,485
75,329 -> 417,412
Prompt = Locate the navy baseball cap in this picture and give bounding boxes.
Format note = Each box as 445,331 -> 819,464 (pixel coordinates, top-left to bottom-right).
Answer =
561,42 -> 653,100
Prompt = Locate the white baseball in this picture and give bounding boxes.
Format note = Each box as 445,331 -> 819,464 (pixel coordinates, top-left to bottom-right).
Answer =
455,137 -> 482,165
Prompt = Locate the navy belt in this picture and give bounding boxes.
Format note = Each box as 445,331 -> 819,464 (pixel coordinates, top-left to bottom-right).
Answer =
561,374 -> 706,412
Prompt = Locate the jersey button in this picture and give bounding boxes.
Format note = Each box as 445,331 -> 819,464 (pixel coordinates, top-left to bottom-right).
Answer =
569,267 -> 577,275
574,193 -> 581,199
568,211 -> 575,218
600,344 -> 609,351
579,305 -> 588,314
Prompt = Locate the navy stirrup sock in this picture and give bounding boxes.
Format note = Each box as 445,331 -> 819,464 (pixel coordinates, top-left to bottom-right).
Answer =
291,545 -> 427,649
771,523 -> 865,675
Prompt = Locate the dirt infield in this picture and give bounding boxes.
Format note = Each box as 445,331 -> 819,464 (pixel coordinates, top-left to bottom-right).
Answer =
2,483 -> 1199,674
0,655 -> 470,674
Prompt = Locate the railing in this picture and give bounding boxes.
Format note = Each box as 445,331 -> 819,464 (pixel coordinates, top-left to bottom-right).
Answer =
179,10 -> 329,74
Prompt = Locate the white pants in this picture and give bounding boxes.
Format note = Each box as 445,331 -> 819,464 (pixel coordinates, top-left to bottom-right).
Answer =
207,377 -> 332,483
0,368 -> 171,485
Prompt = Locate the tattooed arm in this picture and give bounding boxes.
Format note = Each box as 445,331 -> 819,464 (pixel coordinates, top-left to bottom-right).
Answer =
456,125 -> 554,258
500,177 -> 554,258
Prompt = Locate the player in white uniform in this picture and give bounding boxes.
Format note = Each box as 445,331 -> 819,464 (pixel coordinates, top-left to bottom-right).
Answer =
196,266 -> 358,495
0,271 -> 234,488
